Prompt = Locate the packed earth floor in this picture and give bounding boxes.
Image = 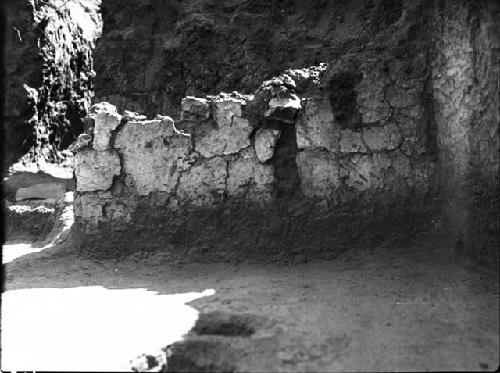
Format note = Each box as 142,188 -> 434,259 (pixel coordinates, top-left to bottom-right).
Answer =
2,215 -> 499,371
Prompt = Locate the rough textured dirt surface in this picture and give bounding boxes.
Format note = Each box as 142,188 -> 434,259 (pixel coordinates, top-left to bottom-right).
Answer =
3,0 -> 101,169
94,0 -> 419,117
3,229 -> 499,372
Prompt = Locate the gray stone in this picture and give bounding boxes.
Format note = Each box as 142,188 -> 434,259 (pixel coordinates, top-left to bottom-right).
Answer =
194,115 -> 252,158
356,73 -> 391,123
362,123 -> 402,151
177,157 -> 228,207
74,192 -> 112,228
212,97 -> 244,127
340,130 -> 367,153
16,182 -> 66,202
90,102 -> 122,151
74,150 -> 121,192
181,96 -> 211,119
115,118 -> 192,196
255,127 -> 281,163
265,94 -> 302,117
227,157 -> 274,203
296,150 -> 340,198
296,98 -> 340,152
340,154 -> 382,191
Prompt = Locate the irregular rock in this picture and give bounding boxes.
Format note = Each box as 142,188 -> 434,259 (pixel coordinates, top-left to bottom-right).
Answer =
264,92 -> 302,124
177,157 -> 228,207
15,182 -> 66,202
340,129 -> 367,153
181,96 -> 211,119
296,98 -> 340,152
115,118 -> 192,196
362,123 -> 402,151
296,150 -> 340,198
90,102 -> 123,151
255,128 -> 281,163
74,150 -> 121,192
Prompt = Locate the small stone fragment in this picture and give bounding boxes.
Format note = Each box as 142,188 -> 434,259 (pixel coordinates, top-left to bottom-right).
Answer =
181,96 -> 211,119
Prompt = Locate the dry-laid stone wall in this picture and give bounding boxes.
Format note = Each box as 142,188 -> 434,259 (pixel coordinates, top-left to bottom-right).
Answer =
74,63 -> 436,260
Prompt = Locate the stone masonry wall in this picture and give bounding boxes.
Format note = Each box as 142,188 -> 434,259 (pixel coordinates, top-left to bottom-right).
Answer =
74,63 -> 436,260
75,0 -> 498,267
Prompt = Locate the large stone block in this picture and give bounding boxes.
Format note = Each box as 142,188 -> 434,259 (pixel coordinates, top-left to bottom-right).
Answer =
114,117 -> 192,196
177,157 -> 228,207
255,127 -> 281,163
227,157 -> 274,203
296,98 -> 340,152
362,123 -> 402,151
194,115 -> 252,158
356,73 -> 391,123
90,102 -> 122,151
339,129 -> 367,153
340,154 -> 381,191
296,150 -> 340,199
75,149 -> 121,192
340,151 -> 410,191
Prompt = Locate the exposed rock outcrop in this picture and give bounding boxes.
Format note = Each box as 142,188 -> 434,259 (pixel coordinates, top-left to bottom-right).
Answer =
3,0 -> 101,170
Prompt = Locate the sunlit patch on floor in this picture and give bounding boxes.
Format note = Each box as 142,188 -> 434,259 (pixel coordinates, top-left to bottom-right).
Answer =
1,286 -> 216,371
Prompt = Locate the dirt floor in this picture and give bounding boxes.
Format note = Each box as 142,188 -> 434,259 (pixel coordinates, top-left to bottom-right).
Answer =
2,218 -> 499,372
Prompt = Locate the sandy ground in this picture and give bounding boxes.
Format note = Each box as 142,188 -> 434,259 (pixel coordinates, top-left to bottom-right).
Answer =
2,220 -> 499,372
